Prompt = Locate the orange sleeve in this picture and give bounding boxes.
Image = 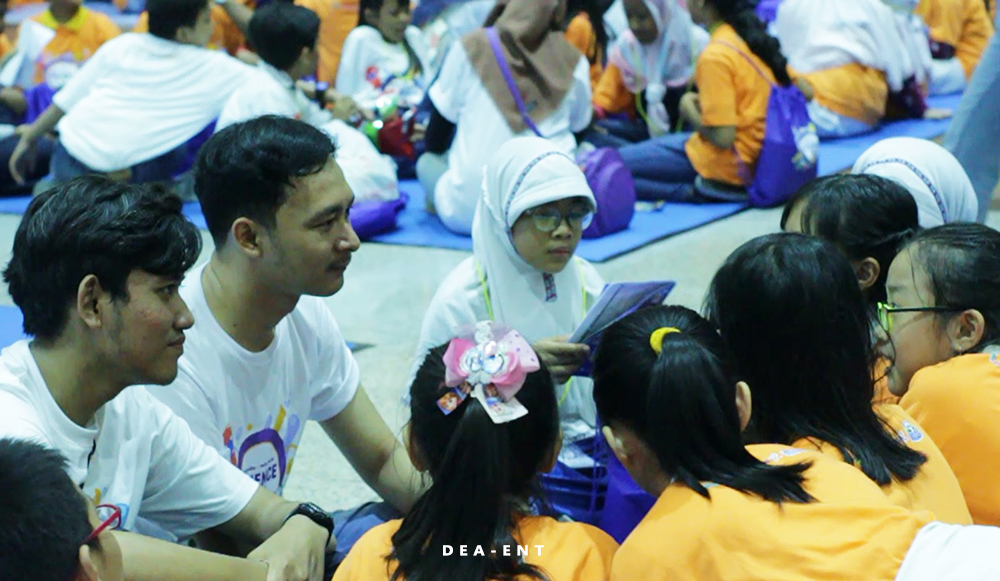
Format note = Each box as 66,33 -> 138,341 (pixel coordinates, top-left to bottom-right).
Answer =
696,51 -> 738,127
97,15 -> 123,45
593,63 -> 636,116
956,0 -> 995,78
566,13 -> 593,57
133,12 -> 149,33
0,35 -> 12,59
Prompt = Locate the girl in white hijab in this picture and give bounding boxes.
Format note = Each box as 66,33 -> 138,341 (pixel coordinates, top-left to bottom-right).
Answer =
593,0 -> 704,141
414,136 -> 605,442
852,137 -> 979,227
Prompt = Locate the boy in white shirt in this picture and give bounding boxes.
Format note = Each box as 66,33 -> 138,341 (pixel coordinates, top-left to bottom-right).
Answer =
146,116 -> 421,566
0,176 -> 334,581
216,2 -> 398,203
7,0 -> 255,185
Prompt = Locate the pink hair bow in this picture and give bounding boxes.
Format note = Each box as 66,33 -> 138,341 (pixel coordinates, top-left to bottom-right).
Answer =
438,322 -> 540,423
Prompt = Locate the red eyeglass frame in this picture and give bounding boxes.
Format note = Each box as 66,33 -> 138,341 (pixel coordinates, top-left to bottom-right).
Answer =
84,504 -> 122,545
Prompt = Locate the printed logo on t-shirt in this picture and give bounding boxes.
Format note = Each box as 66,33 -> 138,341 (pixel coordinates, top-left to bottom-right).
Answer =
90,486 -> 132,531
896,421 -> 924,444
985,345 -> 1000,368
222,405 -> 303,494
35,51 -> 87,89
763,448 -> 807,464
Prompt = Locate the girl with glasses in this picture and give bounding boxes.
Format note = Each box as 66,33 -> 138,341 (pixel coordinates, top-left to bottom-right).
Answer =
704,233 -> 972,525
885,223 -> 1000,525
413,137 -> 606,521
593,305 -> 1000,580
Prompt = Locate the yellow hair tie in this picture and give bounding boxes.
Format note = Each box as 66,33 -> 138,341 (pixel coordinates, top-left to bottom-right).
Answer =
649,327 -> 681,354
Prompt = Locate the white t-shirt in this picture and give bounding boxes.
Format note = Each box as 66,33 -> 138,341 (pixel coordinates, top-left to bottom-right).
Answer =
53,33 -> 255,171
147,263 -> 361,495
217,62 -> 400,202
335,24 -> 430,111
0,340 -> 258,542
429,45 -> 593,235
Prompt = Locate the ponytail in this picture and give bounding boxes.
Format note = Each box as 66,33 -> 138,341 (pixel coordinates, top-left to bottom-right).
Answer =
394,344 -> 559,581
714,0 -> 792,86
593,306 -> 813,504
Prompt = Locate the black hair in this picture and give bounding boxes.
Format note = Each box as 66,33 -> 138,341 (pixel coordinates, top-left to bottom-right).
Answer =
781,174 -> 920,306
249,3 -> 321,71
0,439 -> 95,581
358,0 -> 423,77
147,0 -> 207,41
194,115 -> 336,248
2,176 -> 202,342
904,223 -> 1000,351
594,305 -> 813,502
709,0 -> 791,86
390,342 -> 559,581
704,234 -> 926,486
565,0 -> 612,66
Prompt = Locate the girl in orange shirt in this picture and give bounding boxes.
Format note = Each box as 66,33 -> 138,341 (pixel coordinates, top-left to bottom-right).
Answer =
885,224 -> 1000,525
564,0 -> 612,90
705,233 -> 971,524
593,304 -> 999,580
618,0 -> 805,202
334,322 -> 617,581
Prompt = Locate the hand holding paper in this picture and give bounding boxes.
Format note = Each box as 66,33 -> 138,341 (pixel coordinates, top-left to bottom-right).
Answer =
533,335 -> 590,385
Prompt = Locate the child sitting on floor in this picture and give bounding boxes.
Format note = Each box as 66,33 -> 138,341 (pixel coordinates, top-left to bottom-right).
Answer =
885,223 -> 1000,526
593,304 -> 1000,580
333,321 -> 617,580
916,0 -> 994,95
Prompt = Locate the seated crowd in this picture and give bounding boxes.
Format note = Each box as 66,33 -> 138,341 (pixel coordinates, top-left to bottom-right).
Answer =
0,0 -> 999,580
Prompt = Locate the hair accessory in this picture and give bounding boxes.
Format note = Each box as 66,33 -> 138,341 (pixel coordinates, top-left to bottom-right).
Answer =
437,321 -> 540,424
649,327 -> 681,354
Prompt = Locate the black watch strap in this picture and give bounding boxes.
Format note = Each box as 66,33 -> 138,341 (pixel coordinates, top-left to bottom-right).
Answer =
285,502 -> 334,546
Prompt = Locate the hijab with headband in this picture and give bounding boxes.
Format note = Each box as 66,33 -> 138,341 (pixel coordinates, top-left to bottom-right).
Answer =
607,0 -> 695,136
462,0 -> 583,134
414,137 -> 604,439
852,137 -> 979,228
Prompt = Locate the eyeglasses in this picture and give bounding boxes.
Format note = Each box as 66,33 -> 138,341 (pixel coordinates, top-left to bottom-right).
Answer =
876,302 -> 963,333
84,504 -> 122,545
523,206 -> 594,233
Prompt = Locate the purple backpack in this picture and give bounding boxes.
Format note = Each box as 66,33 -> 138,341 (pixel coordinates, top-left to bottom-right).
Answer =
486,28 -> 636,237
716,41 -> 819,208
349,195 -> 407,240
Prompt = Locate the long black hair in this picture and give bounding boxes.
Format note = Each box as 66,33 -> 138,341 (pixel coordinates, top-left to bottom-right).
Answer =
390,342 -> 560,581
705,234 -> 926,485
709,0 -> 791,86
565,0 -> 612,66
359,0 -> 424,77
593,305 -> 813,503
781,174 -> 920,307
904,223 -> 1000,351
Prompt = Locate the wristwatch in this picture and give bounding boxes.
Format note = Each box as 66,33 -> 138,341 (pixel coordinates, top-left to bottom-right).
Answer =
285,503 -> 334,546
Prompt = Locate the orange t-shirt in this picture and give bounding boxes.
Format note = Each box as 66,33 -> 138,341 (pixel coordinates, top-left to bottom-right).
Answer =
902,353 -> 1000,526
593,62 -> 637,117
332,515 -> 617,581
295,0 -> 359,84
793,404 -> 971,524
132,3 -> 249,56
0,34 -> 12,59
611,444 -> 930,581
916,0 -> 995,78
803,62 -> 887,126
565,12 -> 603,90
29,8 -> 120,86
685,24 -> 777,186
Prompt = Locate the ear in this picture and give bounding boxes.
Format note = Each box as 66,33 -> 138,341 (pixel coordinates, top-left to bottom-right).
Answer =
76,275 -> 109,331
231,218 -> 265,258
735,381 -> 752,432
404,423 -> 427,473
853,258 -> 881,291
948,309 -> 986,354
75,545 -> 100,581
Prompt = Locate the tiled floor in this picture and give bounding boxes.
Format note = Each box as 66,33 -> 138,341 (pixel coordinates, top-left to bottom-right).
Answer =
0,203 -> 996,511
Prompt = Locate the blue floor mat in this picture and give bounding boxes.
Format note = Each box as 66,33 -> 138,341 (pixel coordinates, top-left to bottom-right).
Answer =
371,180 -> 748,262
816,93 -> 962,176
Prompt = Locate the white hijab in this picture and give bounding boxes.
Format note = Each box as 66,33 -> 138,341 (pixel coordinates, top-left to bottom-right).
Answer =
852,137 -> 979,227
774,0 -> 914,91
606,0 -> 695,136
473,136 -> 597,342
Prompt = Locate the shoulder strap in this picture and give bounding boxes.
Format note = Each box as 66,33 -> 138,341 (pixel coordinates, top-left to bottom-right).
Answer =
710,40 -> 776,88
485,27 -> 544,137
